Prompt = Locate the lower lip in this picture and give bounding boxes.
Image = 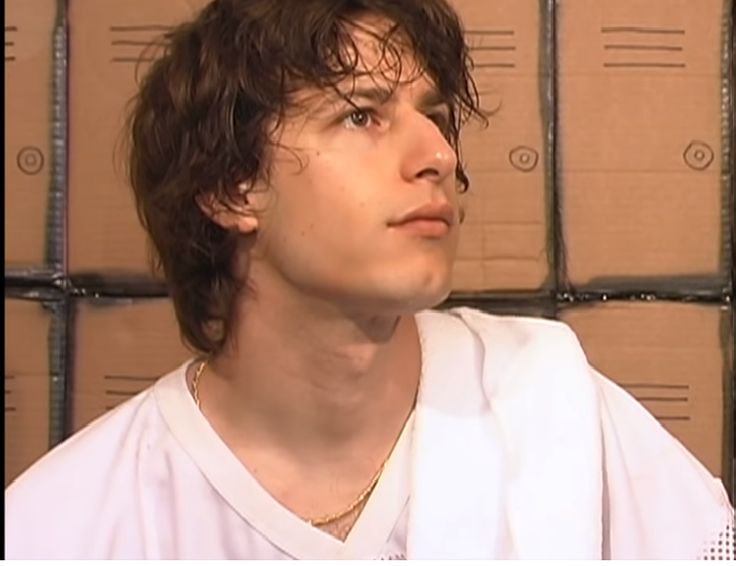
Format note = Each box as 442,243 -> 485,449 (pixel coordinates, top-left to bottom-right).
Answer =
392,219 -> 450,237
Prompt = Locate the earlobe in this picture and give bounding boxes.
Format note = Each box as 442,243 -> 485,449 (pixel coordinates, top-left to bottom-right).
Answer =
236,181 -> 251,196
196,185 -> 259,234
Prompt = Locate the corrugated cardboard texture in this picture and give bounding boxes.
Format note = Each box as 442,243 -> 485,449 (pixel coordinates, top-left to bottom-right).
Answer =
71,297 -> 191,432
67,0 -> 207,277
4,0 -> 56,269
559,0 -> 727,286
449,0 -> 550,291
5,299 -> 52,486
560,301 -> 730,478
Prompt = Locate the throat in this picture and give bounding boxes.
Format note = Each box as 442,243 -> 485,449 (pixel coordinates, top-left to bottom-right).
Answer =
187,314 -> 422,540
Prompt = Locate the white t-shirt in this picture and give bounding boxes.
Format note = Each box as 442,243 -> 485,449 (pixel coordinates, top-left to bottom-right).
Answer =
5,356 -> 414,559
5,308 -> 734,559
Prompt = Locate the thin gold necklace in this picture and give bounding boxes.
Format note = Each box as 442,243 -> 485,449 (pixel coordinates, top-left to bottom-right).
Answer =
190,358 -> 389,527
191,358 -> 207,408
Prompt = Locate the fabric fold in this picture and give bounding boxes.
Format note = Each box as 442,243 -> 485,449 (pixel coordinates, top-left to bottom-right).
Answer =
408,310 -> 507,559
407,308 -> 733,559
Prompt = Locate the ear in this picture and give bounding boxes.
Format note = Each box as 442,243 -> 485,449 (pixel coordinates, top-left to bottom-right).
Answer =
197,183 -> 259,234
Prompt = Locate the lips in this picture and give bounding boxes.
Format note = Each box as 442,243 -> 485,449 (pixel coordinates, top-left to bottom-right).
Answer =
390,202 -> 455,227
388,202 -> 455,238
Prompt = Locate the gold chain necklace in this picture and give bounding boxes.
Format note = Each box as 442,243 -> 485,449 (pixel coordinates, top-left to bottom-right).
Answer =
191,358 -> 207,408
190,358 -> 386,527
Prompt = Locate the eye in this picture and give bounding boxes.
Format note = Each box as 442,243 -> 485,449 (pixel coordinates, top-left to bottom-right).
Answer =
343,108 -> 374,129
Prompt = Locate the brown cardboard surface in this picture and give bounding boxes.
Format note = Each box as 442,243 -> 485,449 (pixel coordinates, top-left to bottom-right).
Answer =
445,299 -> 556,319
67,0 -> 208,277
450,0 -> 550,291
4,0 -> 57,269
5,299 -> 52,486
560,301 -> 730,478
71,298 -> 191,432
559,0 -> 727,285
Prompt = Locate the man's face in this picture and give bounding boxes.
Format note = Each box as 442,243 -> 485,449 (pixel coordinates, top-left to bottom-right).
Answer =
248,18 -> 461,315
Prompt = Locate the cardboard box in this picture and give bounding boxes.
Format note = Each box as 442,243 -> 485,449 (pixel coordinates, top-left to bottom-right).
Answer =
443,294 -> 557,319
559,0 -> 728,287
70,297 -> 192,432
4,0 -> 57,270
67,0 -> 208,278
5,298 -> 54,486
559,301 -> 732,479
449,0 -> 551,291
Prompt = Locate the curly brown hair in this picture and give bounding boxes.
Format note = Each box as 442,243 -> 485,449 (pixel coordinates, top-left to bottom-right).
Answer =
127,0 -> 483,355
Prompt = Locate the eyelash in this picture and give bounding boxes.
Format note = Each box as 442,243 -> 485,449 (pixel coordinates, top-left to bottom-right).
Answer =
342,107 -> 378,129
340,106 -> 452,137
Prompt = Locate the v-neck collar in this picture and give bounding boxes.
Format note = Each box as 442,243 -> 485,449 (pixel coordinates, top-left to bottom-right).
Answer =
154,358 -> 415,560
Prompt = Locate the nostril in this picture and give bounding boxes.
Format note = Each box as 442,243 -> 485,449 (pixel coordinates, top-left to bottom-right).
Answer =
416,167 -> 441,180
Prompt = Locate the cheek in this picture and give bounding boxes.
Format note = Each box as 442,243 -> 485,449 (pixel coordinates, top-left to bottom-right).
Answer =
288,152 -> 377,223
258,161 -> 377,260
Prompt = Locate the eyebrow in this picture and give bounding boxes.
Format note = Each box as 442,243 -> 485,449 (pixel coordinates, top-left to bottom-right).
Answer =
344,85 -> 394,104
332,84 -> 452,112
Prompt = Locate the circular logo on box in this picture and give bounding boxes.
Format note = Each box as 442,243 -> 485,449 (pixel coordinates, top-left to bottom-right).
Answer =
683,141 -> 714,171
509,146 -> 539,172
17,146 -> 45,175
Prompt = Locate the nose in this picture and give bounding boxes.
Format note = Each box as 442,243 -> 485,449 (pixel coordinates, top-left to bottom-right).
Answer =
398,111 -> 458,186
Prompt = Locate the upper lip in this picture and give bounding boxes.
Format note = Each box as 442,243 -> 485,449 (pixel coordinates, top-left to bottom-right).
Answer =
390,202 -> 455,226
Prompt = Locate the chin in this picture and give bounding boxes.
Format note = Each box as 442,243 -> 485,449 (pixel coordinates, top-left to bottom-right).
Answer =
402,291 -> 450,314
410,272 -> 453,307
364,265 -> 454,314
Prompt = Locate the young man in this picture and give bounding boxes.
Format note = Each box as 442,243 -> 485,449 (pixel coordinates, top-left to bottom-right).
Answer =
5,0 -> 734,559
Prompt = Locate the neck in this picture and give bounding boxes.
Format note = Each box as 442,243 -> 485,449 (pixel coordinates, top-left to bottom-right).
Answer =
200,274 -> 422,464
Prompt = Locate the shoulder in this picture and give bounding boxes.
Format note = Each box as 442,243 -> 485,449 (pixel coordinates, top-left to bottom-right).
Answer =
417,306 -> 593,404
4,361 -> 191,559
421,306 -> 579,345
448,306 -> 577,342
420,306 -> 587,369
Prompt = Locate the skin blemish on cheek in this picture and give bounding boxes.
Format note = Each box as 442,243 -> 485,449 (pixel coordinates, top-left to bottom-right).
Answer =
299,224 -> 314,238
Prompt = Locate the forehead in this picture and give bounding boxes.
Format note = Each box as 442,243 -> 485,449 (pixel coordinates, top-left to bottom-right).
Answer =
347,14 -> 414,73
288,14 -> 434,109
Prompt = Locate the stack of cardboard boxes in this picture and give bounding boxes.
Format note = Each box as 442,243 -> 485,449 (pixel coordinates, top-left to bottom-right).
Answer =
5,0 -> 734,497
5,0 -> 200,485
